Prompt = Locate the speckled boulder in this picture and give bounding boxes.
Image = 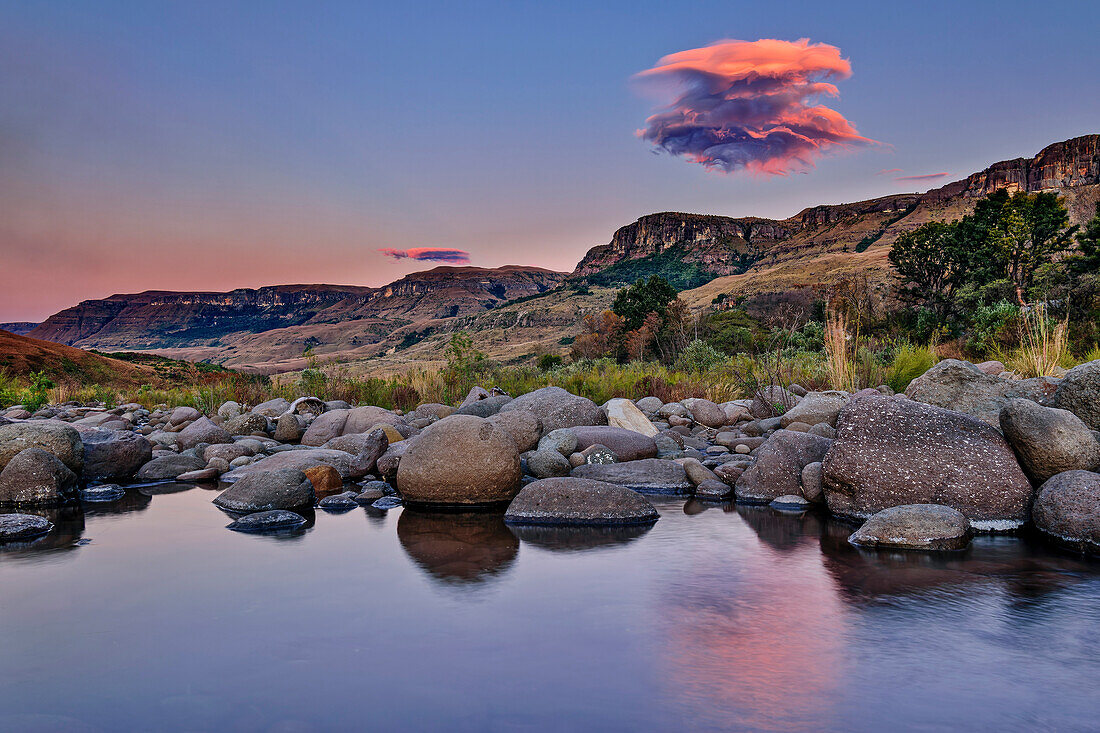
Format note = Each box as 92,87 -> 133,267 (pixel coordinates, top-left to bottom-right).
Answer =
734,430 -> 832,504
77,427 -> 152,481
848,504 -> 971,551
0,448 -> 78,506
905,359 -> 1059,427
222,413 -> 269,436
1032,470 -> 1100,553
504,477 -> 658,526
822,393 -> 1033,530
499,386 -> 606,433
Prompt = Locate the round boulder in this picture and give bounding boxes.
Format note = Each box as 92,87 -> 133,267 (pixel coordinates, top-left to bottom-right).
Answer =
1054,359 -> 1100,429
848,504 -> 971,551
77,427 -> 152,481
0,448 -> 78,506
227,509 -> 307,533
396,415 -> 522,506
570,426 -> 657,462
213,468 -> 315,513
1032,470 -> 1100,553
0,513 -> 53,541
1000,398 -> 1100,484
176,417 -> 233,451
504,477 -> 659,526
0,422 -> 84,474
499,386 -> 606,433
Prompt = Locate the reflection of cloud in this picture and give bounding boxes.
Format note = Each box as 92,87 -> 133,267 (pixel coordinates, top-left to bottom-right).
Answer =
378,247 -> 470,263
895,172 -> 949,182
634,38 -> 878,175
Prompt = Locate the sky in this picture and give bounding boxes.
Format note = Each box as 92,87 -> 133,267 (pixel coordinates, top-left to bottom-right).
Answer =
2,0 -> 1099,322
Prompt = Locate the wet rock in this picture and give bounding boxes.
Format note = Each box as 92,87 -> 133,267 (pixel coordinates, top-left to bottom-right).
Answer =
0,448 -> 77,506
176,417 -> 233,451
226,509 -> 307,533
0,513 -> 53,541
770,494 -> 811,511
135,454 -> 206,482
1053,359 -> 1100,429
77,427 -> 152,481
1032,470 -> 1100,553
318,490 -> 359,511
526,449 -> 572,479
372,495 -> 403,510
355,486 -> 386,503
570,426 -> 657,462
905,359 -> 1059,426
822,392 -> 1033,530
848,504 -> 971,551
213,468 -> 315,512
0,421 -> 84,473
572,458 -> 691,494
80,484 -> 126,502
694,479 -> 732,500
396,415 -> 522,506
780,391 -> 849,428
499,386 -> 606,433
504,477 -> 658,526
486,411 -> 542,452
605,398 -> 658,436
1000,398 -> 1100,484
734,430 -> 832,503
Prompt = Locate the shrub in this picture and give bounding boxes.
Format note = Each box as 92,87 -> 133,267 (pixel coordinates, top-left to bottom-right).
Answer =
675,340 -> 725,373
537,354 -> 563,371
886,342 -> 938,392
390,384 -> 421,412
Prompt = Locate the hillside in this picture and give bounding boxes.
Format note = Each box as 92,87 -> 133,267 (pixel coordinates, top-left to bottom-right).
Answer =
0,330 -> 157,386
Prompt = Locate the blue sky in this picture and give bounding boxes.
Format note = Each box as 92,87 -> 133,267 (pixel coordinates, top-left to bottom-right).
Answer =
2,0 -> 1098,321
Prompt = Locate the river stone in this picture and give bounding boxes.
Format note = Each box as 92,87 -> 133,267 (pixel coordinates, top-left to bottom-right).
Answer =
780,391 -> 849,428
713,462 -> 744,486
226,509 -> 307,533
1054,359 -> 1100,429
658,403 -> 690,419
486,411 -> 542,452
570,426 -> 657,462
504,477 -> 659,526
695,478 -> 732,500
848,504 -> 971,551
168,406 -> 201,425
0,513 -> 53,541
413,403 -> 456,421
300,409 -> 350,446
81,484 -> 126,502
688,399 -> 727,429
77,427 -> 152,481
1032,470 -> 1100,553
679,457 -> 719,487
822,392 -> 1033,530
214,468 -> 314,512
273,413 -> 304,442
376,441 -> 411,480
251,398 -> 291,417
323,428 -> 389,464
135,454 -> 206,481
801,461 -> 824,502
304,465 -> 343,493
538,428 -> 579,457
976,360 -> 1007,375
455,394 -> 512,418
396,415 -> 522,505
345,406 -> 406,435
318,490 -> 359,511
372,495 -> 403,510
217,401 -> 242,420
580,444 -> 617,465
527,449 -> 572,478
735,430 -> 832,503
603,398 -> 658,437
905,359 -> 1059,426
635,396 -> 664,415
0,422 -> 84,474
0,448 -> 78,506
204,443 -> 252,464
572,458 -> 692,494
176,417 -> 233,451
499,386 -> 607,433
221,448 -> 361,482
770,494 -> 811,511
999,399 -> 1100,484
222,413 -> 269,436
177,467 -> 219,482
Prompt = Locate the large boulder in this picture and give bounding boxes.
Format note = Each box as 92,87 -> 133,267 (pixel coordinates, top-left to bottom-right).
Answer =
168,406 -> 201,425
251,398 -> 291,417
848,504 -> 971,551
687,399 -> 727,428
222,448 -> 363,482
213,468 -> 314,513
822,393 -> 1033,530
222,413 -> 269,436
1032,470 -> 1100,553
344,406 -> 406,434
734,430 -> 832,503
0,422 -> 84,474
1054,359 -> 1100,429
176,417 -> 233,451
323,428 -> 389,475
570,426 -> 657,462
76,427 -> 152,481
780,391 -> 849,428
999,399 -> 1100,484
455,394 -> 511,418
751,385 -> 798,419
499,387 -> 606,433
486,411 -> 542,452
0,448 -> 78,506
571,458 -> 691,494
503,477 -> 659,526
396,415 -> 522,506
300,409 -> 349,447
135,454 -> 206,481
604,398 -> 658,437
905,359 -> 1059,426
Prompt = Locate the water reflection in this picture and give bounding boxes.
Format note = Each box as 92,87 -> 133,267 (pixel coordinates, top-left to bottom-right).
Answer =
735,503 -> 827,552
397,509 -> 518,586
81,488 -> 152,517
0,505 -> 85,560
508,523 -> 653,553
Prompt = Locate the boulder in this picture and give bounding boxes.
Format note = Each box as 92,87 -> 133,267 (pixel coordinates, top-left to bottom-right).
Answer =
395,415 -> 522,505
0,513 -> 53,541
976,360 -> 1006,375
273,413 -> 304,442
1032,470 -> 1100,553
226,509 -> 307,533
538,428 -> 578,457
135,454 -> 206,482
376,441 -> 411,480
217,401 -> 243,420
0,422 -> 84,474
734,430 -> 832,503
822,392 -> 1033,530
0,448 -> 77,506
176,417 -> 233,451
905,359 -> 1059,426
572,458 -> 691,494
168,406 -> 201,425
580,444 -> 617,465
527,449 -> 572,479
1000,399 -> 1100,484
801,462 -> 824,502
203,443 -> 253,463
678,457 -> 719,487
780,391 -> 849,428
251,398 -> 291,417
636,397 -> 663,414
221,448 -> 362,482
694,479 -> 732,500
222,413 -> 269,436
503,477 -> 659,526
848,504 -> 971,551
304,464 -> 343,493
77,427 -> 152,481
604,398 -> 659,437
657,403 -> 689,419
499,386 -> 606,433
344,406 -> 405,435
486,411 -> 542,452
213,468 -> 315,513
751,385 -> 798,419
81,484 -> 126,502
177,468 -> 219,482
570,426 -> 657,462
318,490 -> 359,511
688,399 -> 727,429
455,394 -> 512,417
300,409 -> 349,447
1053,359 -> 1100,429
414,403 -> 456,421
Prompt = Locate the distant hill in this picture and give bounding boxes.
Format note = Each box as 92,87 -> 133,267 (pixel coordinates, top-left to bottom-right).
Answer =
0,329 -> 157,386
0,322 -> 38,336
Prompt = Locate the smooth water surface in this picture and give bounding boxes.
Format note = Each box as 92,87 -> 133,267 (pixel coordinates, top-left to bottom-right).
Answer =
1,485 -> 1099,732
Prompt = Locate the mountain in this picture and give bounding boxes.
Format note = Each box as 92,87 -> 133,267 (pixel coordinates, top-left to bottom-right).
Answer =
0,322 -> 38,336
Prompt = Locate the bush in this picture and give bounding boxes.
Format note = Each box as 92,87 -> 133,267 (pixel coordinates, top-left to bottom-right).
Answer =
675,340 -> 725,373
886,342 -> 938,392
537,354 -> 563,371
966,301 -> 1022,354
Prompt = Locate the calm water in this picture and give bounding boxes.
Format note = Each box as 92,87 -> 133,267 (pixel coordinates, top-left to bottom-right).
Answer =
2,485 -> 1099,732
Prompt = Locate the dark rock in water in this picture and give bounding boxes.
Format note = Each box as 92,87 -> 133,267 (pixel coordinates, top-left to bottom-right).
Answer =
504,477 -> 659,526
0,513 -> 53,541
226,509 -> 307,533
1000,398 -> 1100,484
0,421 -> 84,473
135,454 -> 206,482
318,491 -> 359,511
1054,359 -> 1100,429
735,430 -> 831,503
213,468 -> 315,513
80,484 -> 126,502
372,495 -> 403,510
499,386 -> 607,432
0,448 -> 78,506
770,494 -> 811,511
1032,470 -> 1100,553
848,504 -> 971,551
77,427 -> 152,481
571,458 -> 691,494
694,478 -> 732,500
355,487 -> 386,503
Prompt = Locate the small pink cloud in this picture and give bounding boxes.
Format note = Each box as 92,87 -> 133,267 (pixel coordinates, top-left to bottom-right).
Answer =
876,168 -> 902,175
378,247 -> 471,263
894,172 -> 949,182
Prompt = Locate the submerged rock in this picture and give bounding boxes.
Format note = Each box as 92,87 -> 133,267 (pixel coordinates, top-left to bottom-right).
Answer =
848,504 -> 971,551
80,484 -> 126,502
135,454 -> 206,482
226,509 -> 307,533
318,491 -> 359,511
504,477 -> 659,526
0,513 -> 53,541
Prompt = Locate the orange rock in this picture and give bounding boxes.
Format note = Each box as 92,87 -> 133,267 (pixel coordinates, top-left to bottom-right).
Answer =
305,465 -> 343,493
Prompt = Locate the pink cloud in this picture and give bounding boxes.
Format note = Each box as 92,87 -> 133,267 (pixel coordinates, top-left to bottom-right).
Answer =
378,247 -> 471,263
634,38 -> 879,175
894,172 -> 949,182
877,168 -> 903,175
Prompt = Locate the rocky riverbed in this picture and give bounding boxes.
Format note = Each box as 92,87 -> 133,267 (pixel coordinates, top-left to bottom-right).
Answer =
2,358 -> 1099,554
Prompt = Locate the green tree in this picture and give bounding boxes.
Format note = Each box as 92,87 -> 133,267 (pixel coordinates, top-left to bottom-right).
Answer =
888,221 -> 966,316
611,275 -> 677,331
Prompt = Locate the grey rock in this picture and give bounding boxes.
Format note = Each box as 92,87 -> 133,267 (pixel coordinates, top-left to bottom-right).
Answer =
318,491 -> 360,511
251,398 -> 291,417
0,421 -> 84,474
168,406 -> 201,425
372,495 -> 403,510
176,417 -> 233,451
77,427 -> 152,481
688,399 -> 727,428
176,468 -> 219,482
538,428 -> 579,456
636,396 -> 663,414
848,504 -> 971,551
1054,359 -> 1100,429
906,359 -> 1059,426
504,477 -> 658,526
221,448 -> 363,482
1000,398 -> 1100,484
780,391 -> 849,428
527,449 -> 573,478
135,454 -> 206,481
801,462 -> 824,502
1032,470 -> 1100,553
81,484 -> 126,502
204,443 -> 253,463
455,394 -> 512,417
0,448 -> 78,506
217,401 -> 242,420
286,396 -> 327,416
572,458 -> 691,494
499,386 -> 606,433
486,410 -> 543,452
734,430 -> 831,503
222,413 -> 269,436
273,413 -> 304,442
694,478 -> 732,500
213,468 -> 314,512
300,409 -> 350,447
570,426 -> 656,462
226,509 -> 307,533
770,494 -> 811,511
0,513 -> 53,541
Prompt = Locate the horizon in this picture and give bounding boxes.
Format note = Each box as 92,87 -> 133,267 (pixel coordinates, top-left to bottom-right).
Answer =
3,0 -> 1099,322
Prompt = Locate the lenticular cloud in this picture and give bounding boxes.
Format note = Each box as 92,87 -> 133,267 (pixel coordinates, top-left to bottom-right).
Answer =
378,247 -> 471,264
635,38 -> 877,175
